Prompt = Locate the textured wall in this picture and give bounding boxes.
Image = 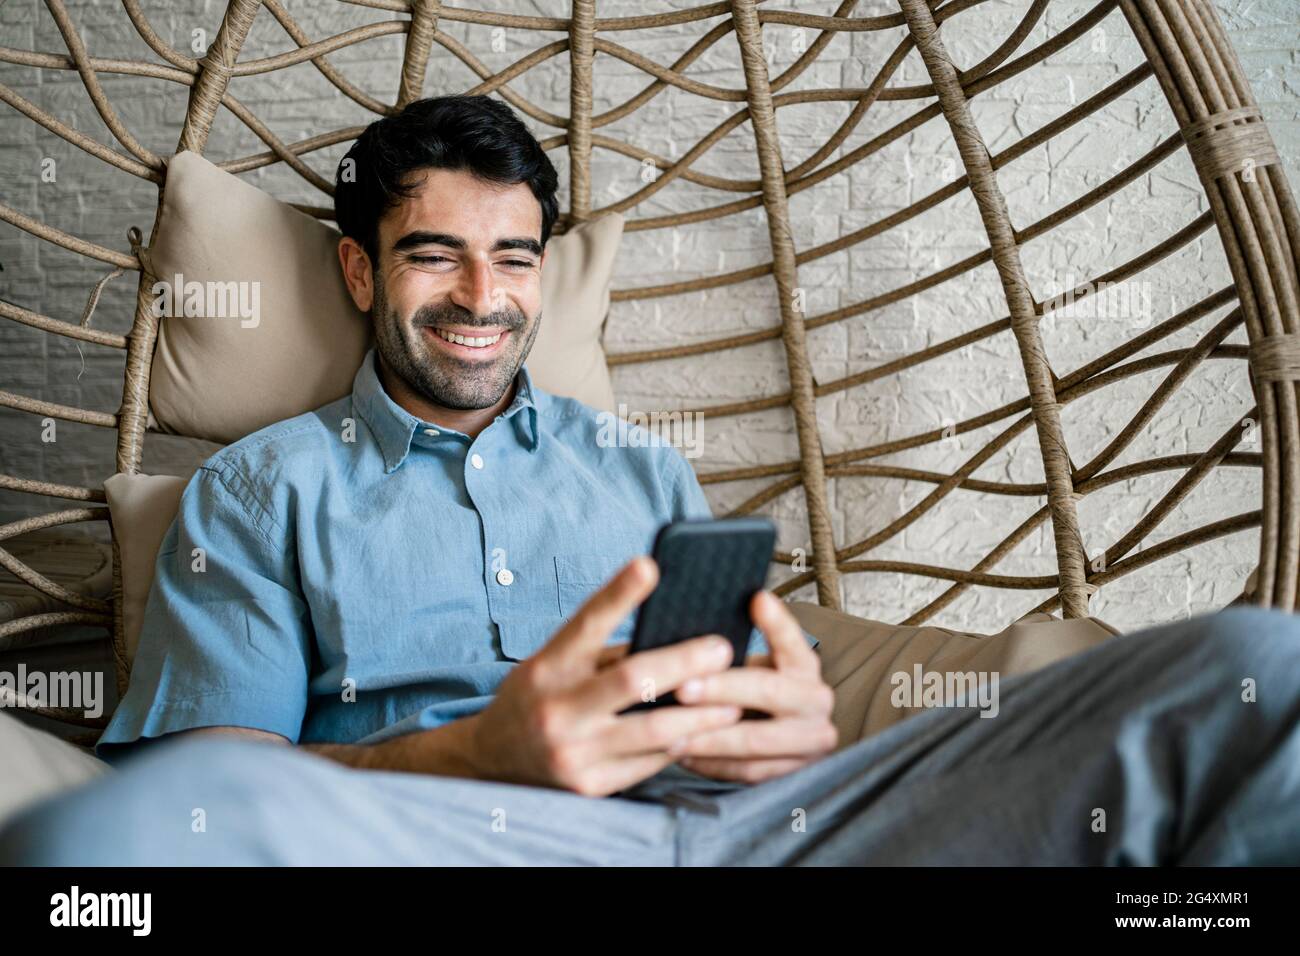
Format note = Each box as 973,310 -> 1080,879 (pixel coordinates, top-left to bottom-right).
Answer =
1,0 -> 1296,635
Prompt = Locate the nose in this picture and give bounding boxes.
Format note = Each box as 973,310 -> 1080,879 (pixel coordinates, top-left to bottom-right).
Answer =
449,257 -> 497,318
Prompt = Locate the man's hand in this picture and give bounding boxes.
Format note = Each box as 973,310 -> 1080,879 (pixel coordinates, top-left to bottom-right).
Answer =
669,590 -> 838,784
464,555 -> 745,796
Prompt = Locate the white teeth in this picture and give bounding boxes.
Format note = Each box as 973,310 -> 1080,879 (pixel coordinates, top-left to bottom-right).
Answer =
432,328 -> 503,348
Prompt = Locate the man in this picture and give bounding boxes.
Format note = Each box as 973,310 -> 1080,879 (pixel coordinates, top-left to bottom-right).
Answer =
89,94 -> 837,793
2,96 -> 1299,865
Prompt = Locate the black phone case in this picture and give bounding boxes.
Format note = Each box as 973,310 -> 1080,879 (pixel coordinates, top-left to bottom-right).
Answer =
623,517 -> 776,711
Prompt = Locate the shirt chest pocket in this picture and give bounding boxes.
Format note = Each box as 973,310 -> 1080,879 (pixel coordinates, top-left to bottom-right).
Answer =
554,553 -> 638,645
497,546 -> 645,662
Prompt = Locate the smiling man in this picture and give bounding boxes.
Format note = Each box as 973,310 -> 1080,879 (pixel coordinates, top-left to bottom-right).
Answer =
4,96 -> 1300,866
77,94 -> 833,794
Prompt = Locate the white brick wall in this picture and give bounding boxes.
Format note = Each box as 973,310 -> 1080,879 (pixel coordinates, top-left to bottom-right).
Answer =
1,0 -> 1296,634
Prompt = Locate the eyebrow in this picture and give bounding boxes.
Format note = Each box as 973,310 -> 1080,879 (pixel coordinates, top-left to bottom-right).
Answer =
391,231 -> 543,258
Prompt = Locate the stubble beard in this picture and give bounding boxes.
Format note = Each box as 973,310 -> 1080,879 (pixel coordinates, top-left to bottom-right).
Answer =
371,273 -> 541,411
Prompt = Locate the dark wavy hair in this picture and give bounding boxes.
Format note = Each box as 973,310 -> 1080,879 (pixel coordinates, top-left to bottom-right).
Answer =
334,94 -> 559,262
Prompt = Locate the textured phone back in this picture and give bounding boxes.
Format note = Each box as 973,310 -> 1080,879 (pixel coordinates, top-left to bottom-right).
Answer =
632,518 -> 776,657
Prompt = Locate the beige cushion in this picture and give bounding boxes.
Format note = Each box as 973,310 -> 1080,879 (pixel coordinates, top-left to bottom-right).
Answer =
791,602 -> 1120,748
532,212 -> 621,413
144,150 -> 620,445
104,473 -> 188,663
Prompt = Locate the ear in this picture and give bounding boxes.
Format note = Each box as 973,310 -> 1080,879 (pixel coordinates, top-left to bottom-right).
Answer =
338,236 -> 374,313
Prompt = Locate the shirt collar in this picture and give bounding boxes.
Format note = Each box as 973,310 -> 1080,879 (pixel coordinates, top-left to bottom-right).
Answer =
351,348 -> 541,474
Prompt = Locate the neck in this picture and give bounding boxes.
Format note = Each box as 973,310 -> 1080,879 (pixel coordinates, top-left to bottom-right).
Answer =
377,351 -> 517,441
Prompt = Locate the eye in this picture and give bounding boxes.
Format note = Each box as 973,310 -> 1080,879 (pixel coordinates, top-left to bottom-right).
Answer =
500,259 -> 536,270
410,254 -> 451,265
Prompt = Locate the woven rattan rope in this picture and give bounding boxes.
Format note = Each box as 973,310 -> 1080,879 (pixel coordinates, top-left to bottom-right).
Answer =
1,0 -> 1298,699
1250,335 -> 1300,383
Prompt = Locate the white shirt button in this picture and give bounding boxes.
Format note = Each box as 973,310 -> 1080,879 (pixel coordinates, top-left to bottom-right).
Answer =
422,428 -> 440,437
470,453 -> 484,470
495,568 -> 514,586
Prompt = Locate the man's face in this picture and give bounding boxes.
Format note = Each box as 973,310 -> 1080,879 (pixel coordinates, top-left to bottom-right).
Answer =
364,167 -> 545,410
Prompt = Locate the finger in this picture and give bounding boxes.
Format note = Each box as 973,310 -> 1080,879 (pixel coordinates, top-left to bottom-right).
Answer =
590,705 -> 742,760
570,752 -> 679,798
752,590 -> 820,677
675,667 -> 833,718
567,634 -> 735,716
595,643 -> 632,668
670,716 -> 838,759
543,556 -> 658,664
678,755 -> 813,784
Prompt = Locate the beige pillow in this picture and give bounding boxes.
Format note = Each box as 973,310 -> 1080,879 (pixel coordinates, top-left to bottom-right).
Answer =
144,150 -> 620,445
533,212 -> 621,412
104,473 -> 188,663
791,602 -> 1120,748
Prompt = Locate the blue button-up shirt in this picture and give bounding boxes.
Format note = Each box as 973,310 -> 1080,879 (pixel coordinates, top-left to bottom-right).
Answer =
98,348 -> 796,759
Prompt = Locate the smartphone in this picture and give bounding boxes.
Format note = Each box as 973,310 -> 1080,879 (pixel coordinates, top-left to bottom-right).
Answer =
623,516 -> 777,711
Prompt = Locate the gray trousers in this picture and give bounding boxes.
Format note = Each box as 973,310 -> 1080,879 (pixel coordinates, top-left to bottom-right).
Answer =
2,606 -> 1298,865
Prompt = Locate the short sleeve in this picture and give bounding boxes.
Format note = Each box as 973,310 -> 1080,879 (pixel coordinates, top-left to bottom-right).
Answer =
96,465 -> 312,760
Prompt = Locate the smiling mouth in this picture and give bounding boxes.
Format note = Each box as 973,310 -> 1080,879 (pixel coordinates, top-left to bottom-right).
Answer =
427,327 -> 505,350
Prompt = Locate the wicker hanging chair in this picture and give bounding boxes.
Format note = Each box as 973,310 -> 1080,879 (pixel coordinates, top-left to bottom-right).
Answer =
1,0 -> 1297,743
